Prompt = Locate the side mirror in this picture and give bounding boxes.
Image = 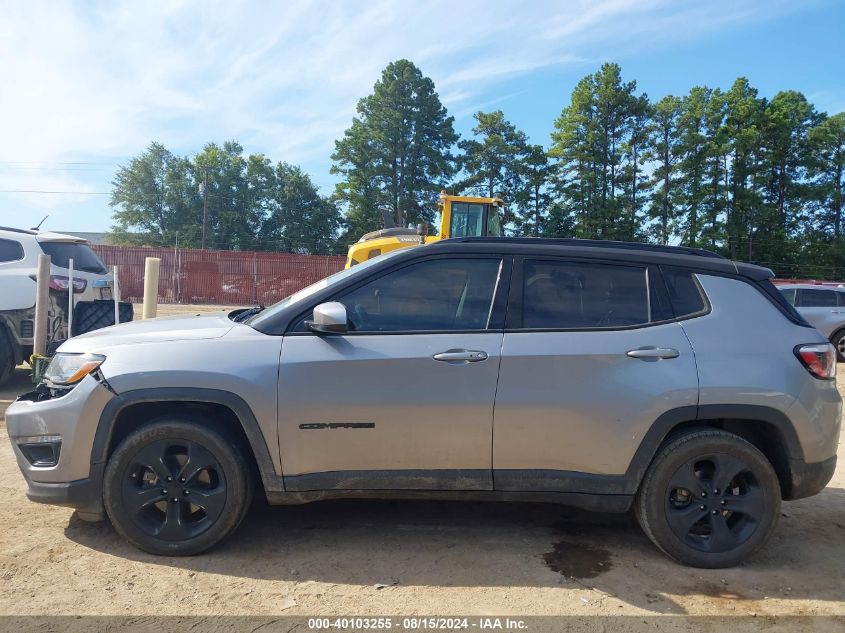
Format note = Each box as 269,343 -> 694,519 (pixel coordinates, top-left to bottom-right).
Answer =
306,302 -> 348,334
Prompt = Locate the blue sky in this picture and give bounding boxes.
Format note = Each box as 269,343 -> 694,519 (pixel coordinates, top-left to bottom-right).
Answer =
1,0 -> 843,233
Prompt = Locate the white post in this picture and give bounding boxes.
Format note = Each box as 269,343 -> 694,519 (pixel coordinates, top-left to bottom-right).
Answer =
67,258 -> 74,339
142,257 -> 161,319
113,265 -> 121,327
33,254 -> 51,356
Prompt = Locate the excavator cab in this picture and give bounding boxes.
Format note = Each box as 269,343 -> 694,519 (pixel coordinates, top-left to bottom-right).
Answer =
443,197 -> 504,239
345,193 -> 504,268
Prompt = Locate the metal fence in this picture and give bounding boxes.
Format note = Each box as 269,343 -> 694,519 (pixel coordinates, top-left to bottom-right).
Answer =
92,245 -> 346,306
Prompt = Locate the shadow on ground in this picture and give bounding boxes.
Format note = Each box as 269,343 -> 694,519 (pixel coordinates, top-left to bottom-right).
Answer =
64,486 -> 845,614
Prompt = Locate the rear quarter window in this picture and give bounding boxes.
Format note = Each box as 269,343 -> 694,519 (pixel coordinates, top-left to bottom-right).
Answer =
0,238 -> 24,263
38,241 -> 107,274
661,268 -> 708,318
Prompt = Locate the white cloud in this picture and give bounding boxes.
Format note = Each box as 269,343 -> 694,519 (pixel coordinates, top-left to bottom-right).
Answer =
0,0 -> 814,229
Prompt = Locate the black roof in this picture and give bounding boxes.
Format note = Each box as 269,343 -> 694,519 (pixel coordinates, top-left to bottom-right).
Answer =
425,237 -> 773,281
448,236 -> 726,259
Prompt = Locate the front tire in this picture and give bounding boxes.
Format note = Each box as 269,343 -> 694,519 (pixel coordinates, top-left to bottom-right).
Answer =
103,418 -> 253,556
635,429 -> 780,568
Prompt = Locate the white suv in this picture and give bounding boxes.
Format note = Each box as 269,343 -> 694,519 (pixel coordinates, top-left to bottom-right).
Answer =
0,227 -> 112,385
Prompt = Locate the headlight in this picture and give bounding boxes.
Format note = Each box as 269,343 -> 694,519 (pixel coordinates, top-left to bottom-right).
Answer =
43,353 -> 106,385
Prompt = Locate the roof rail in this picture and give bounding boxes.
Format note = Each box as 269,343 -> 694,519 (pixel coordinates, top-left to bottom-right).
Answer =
443,236 -> 726,259
0,226 -> 37,235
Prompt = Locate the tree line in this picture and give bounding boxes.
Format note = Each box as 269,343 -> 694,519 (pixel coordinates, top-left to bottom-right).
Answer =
110,60 -> 845,276
109,141 -> 340,254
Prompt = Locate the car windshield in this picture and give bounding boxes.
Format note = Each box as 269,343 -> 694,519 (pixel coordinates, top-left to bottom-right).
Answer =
39,241 -> 108,274
246,249 -> 406,327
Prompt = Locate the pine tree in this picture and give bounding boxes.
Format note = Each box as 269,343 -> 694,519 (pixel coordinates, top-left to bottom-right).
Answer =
808,113 -> 845,241
455,110 -> 529,228
514,145 -> 554,236
551,64 -> 645,240
646,96 -> 683,245
332,59 -> 458,240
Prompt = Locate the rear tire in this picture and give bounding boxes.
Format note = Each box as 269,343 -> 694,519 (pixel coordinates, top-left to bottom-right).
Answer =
103,418 -> 253,556
0,326 -> 15,387
635,429 -> 780,568
832,329 -> 845,363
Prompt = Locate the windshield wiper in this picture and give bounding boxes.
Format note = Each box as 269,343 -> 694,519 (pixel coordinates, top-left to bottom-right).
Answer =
230,305 -> 265,323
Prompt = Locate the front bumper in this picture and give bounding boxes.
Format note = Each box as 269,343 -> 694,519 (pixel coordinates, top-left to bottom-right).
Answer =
7,374 -> 113,517
22,462 -> 106,520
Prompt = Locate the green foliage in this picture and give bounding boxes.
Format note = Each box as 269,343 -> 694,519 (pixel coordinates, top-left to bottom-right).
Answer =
109,142 -> 342,253
110,142 -> 200,247
455,110 -> 529,228
807,113 -> 845,241
547,65 -> 845,277
110,61 -> 845,278
332,59 -> 458,241
264,163 -> 342,255
514,145 -> 555,236
550,63 -> 648,241
645,95 -> 683,244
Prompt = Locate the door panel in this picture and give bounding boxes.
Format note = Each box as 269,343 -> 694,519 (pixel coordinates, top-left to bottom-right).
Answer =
493,323 -> 698,487
278,332 -> 503,490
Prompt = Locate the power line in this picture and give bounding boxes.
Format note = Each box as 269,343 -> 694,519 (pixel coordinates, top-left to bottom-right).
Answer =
0,165 -> 116,172
0,160 -> 123,166
0,189 -> 111,195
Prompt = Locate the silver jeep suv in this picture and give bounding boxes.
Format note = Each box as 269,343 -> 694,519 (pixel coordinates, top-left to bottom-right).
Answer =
6,238 -> 841,568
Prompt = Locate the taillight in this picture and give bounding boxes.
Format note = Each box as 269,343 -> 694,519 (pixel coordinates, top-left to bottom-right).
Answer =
49,275 -> 87,293
794,343 -> 837,380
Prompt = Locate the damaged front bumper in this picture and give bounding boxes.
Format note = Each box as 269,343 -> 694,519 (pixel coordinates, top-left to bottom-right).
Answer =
6,374 -> 115,519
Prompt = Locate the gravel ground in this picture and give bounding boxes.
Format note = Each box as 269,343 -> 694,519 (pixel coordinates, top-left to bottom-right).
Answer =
0,306 -> 843,620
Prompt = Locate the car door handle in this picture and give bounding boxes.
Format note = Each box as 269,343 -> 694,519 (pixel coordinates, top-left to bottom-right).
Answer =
626,347 -> 680,360
432,349 -> 488,363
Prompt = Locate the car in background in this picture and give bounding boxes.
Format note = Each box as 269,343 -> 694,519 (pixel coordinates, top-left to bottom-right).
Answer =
777,283 -> 845,361
0,227 -> 112,385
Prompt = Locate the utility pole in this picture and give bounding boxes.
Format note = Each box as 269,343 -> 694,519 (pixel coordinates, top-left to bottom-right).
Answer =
200,167 -> 209,250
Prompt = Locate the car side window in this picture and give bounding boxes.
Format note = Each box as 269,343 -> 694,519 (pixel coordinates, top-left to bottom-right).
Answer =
800,288 -> 837,307
662,268 -> 707,318
522,260 -> 649,329
337,258 -> 501,332
0,238 -> 24,263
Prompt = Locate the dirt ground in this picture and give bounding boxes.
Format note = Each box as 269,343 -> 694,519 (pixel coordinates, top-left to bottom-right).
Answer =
0,305 -> 843,619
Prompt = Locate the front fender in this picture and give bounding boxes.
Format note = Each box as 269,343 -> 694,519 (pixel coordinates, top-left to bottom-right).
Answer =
91,387 -> 285,493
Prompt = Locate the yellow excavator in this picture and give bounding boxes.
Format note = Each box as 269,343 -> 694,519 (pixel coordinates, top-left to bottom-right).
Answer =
345,191 -> 504,267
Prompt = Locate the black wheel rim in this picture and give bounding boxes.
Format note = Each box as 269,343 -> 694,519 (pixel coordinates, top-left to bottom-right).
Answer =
664,453 -> 765,553
122,439 -> 227,542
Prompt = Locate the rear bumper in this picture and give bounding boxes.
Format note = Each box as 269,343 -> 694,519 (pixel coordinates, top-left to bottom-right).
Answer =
21,462 -> 105,520
784,455 -> 837,500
